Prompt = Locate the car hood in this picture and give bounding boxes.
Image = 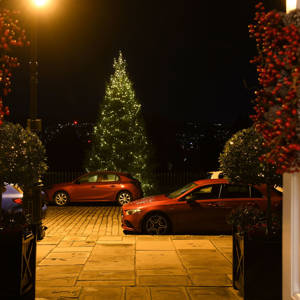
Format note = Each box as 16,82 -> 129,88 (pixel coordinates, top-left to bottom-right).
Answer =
125,194 -> 169,208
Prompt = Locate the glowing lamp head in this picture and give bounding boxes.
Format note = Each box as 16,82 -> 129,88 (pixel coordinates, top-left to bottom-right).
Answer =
286,0 -> 298,12
33,0 -> 48,7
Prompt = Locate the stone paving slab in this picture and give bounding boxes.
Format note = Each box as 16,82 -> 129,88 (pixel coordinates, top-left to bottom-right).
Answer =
78,270 -> 135,281
136,250 -> 184,270
150,287 -> 189,300
35,206 -> 242,299
137,275 -> 192,286
189,272 -> 232,286
136,238 -> 175,250
173,239 -> 215,250
187,287 -> 240,300
126,287 -> 151,300
79,287 -> 125,299
83,257 -> 135,271
39,251 -> 91,265
36,286 -> 82,298
76,280 -> 135,287
136,268 -> 187,276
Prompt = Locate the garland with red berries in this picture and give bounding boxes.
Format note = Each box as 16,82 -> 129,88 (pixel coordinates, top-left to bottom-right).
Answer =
250,2 -> 300,173
0,8 -> 28,125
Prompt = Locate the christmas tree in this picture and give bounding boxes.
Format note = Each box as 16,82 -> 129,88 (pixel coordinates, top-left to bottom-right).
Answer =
85,51 -> 154,194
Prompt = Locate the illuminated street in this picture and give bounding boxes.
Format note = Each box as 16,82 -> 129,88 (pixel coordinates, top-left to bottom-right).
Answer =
36,206 -> 241,299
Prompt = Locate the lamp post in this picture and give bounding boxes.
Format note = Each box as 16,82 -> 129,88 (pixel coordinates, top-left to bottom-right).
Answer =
27,0 -> 48,132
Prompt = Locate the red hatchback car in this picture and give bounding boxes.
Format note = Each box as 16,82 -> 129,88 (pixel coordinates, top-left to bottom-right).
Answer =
45,171 -> 143,206
122,179 -> 282,234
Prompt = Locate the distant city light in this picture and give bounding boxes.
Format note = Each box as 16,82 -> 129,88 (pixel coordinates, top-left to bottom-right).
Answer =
73,120 -> 78,125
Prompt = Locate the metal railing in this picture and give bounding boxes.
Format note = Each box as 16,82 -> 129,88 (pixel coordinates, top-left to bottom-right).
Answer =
42,170 -> 206,192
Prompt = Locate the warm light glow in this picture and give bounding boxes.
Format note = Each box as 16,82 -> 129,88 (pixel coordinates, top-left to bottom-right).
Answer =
286,0 -> 298,12
33,0 -> 48,7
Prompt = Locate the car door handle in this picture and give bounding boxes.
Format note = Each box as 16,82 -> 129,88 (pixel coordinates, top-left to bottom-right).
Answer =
207,202 -> 218,207
110,185 -> 116,187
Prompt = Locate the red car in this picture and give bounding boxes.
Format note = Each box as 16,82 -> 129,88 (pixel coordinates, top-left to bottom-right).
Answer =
122,179 -> 282,234
45,171 -> 143,206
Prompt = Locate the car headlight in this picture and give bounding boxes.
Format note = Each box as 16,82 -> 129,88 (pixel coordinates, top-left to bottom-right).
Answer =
125,208 -> 142,215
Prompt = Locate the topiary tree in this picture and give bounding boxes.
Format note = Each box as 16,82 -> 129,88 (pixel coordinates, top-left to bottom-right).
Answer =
85,51 -> 156,195
219,126 -> 281,235
0,122 -> 48,218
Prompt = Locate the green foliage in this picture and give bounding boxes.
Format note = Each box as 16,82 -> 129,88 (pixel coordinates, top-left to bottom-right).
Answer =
219,127 -> 281,186
227,205 -> 281,240
85,51 -> 156,195
0,122 -> 48,187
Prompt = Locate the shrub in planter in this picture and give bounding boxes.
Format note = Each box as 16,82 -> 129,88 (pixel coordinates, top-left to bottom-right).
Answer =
0,122 -> 48,298
228,205 -> 282,300
219,127 -> 282,300
0,122 -> 48,219
0,211 -> 36,298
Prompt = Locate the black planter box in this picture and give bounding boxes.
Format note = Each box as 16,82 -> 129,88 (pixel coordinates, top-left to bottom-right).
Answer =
0,229 -> 36,298
233,232 -> 282,300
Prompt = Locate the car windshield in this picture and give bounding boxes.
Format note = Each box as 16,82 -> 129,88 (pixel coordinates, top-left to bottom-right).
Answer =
167,182 -> 197,199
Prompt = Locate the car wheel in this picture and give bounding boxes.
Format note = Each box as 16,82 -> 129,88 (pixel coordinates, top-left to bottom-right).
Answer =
117,191 -> 132,205
53,191 -> 69,206
143,214 -> 170,235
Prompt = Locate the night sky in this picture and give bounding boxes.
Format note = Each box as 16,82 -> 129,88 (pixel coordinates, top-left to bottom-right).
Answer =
4,0 -> 285,127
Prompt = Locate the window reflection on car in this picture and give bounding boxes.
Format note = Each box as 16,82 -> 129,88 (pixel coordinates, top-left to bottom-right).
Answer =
167,182 -> 197,199
184,184 -> 220,200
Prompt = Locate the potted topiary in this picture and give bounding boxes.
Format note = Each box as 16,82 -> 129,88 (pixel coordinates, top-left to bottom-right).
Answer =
219,126 -> 282,300
0,122 -> 48,298
227,205 -> 282,300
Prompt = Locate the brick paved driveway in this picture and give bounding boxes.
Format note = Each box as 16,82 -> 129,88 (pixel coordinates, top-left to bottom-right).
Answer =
36,205 -> 241,300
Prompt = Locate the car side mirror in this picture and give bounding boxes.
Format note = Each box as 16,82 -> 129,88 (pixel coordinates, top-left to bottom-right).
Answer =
185,195 -> 196,204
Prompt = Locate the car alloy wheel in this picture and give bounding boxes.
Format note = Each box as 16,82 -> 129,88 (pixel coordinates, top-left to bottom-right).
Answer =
54,191 -> 69,206
144,214 -> 170,235
117,191 -> 132,205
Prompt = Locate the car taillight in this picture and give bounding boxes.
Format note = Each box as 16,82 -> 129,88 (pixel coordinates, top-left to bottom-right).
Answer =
13,198 -> 23,205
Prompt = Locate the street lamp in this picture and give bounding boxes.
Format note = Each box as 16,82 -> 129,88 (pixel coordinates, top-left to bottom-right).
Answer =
26,0 -> 50,248
27,0 -> 49,132
286,0 -> 299,12
33,0 -> 48,6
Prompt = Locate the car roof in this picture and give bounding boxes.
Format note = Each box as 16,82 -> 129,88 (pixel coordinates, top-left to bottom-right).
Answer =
194,178 -> 229,185
88,171 -> 131,176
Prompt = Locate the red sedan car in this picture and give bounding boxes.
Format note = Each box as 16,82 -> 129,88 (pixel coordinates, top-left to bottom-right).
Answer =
45,171 -> 143,206
122,179 -> 282,234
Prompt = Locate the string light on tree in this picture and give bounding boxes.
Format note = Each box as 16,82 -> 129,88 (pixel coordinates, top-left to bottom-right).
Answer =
85,51 -> 155,194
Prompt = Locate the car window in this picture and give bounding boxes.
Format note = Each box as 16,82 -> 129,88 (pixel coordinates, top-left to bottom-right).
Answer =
99,173 -> 119,182
78,174 -> 98,183
251,186 -> 263,198
186,184 -> 221,200
221,184 -> 250,198
124,173 -> 135,180
167,182 -> 197,199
